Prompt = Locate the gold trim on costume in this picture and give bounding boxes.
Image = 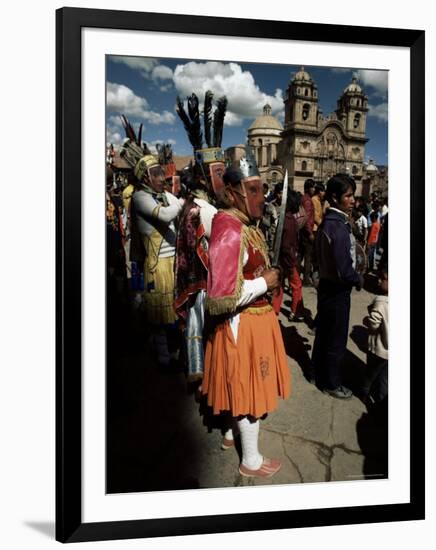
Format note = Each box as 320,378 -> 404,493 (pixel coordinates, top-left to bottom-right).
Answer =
151,205 -> 161,219
206,209 -> 271,316
243,304 -> 273,315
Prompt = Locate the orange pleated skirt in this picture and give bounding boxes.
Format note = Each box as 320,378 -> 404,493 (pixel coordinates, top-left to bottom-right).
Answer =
202,309 -> 291,418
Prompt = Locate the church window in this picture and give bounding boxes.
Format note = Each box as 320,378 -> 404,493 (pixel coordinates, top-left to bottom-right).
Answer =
302,103 -> 310,121
304,88 -> 308,96
257,149 -> 262,167
353,113 -> 361,129
302,160 -> 307,171
352,165 -> 358,175
271,172 -> 277,183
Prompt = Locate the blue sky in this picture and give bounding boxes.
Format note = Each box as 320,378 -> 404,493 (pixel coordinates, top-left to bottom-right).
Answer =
106,56 -> 388,166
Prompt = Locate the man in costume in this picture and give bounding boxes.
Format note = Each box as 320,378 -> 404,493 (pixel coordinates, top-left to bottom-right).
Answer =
120,130 -> 183,368
202,146 -> 291,478
174,91 -> 227,384
156,142 -> 179,195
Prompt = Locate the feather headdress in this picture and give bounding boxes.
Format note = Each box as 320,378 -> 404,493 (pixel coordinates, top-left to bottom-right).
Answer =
175,91 -> 228,155
119,114 -> 157,179
212,96 -> 227,148
203,90 -> 214,148
176,94 -> 203,150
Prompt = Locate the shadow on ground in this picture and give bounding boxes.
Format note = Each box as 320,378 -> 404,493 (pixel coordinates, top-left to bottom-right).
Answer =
356,398 -> 388,479
340,348 -> 367,396
106,280 -> 204,493
279,323 -> 314,380
349,324 -> 368,354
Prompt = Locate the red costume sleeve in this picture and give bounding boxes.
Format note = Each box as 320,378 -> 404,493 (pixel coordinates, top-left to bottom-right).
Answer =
206,211 -> 245,315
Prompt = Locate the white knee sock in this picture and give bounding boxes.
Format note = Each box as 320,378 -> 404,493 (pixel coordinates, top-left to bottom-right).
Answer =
223,415 -> 239,441
237,417 -> 263,470
223,428 -> 234,441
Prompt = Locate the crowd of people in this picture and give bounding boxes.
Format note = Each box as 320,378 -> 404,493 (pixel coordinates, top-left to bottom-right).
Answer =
106,92 -> 388,480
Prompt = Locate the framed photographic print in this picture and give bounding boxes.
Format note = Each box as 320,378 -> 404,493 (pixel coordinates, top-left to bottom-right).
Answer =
56,7 -> 425,543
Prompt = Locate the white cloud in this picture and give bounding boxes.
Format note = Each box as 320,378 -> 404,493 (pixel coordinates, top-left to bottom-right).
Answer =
151,65 -> 173,81
276,109 -> 285,123
143,110 -> 176,125
355,69 -> 388,97
173,61 -> 284,126
106,131 -> 122,147
368,102 -> 388,122
110,56 -> 158,78
108,115 -> 123,128
106,82 -> 176,125
106,115 -> 124,146
223,111 -> 244,126
107,82 -> 149,117
152,66 -> 174,92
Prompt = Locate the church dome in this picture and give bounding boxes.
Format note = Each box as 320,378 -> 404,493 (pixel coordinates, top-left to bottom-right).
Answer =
365,159 -> 378,176
248,104 -> 283,131
344,76 -> 362,94
293,66 -> 312,83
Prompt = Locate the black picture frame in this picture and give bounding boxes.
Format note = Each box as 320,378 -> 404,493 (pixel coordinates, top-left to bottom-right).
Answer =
56,7 -> 425,543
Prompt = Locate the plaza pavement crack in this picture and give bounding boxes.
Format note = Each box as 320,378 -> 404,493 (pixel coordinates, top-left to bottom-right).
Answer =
281,439 -> 304,482
261,426 -> 364,483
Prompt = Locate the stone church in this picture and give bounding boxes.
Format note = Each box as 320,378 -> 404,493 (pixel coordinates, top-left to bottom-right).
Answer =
247,67 -> 371,195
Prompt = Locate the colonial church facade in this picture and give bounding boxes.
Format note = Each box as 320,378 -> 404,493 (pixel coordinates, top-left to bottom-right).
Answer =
247,67 -> 371,195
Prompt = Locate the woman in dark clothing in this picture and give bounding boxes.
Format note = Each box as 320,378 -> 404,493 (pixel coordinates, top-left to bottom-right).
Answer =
312,174 -> 363,399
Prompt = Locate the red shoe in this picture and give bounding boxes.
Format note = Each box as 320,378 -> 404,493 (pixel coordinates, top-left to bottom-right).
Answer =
239,457 -> 281,478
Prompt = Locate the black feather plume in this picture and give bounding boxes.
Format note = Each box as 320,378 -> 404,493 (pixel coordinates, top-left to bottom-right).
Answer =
203,91 -> 213,148
187,94 -> 203,150
176,95 -> 203,150
120,115 -> 137,142
213,96 -> 227,147
175,96 -> 193,140
120,115 -> 151,154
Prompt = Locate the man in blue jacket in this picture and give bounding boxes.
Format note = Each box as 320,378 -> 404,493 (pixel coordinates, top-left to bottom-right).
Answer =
312,174 -> 363,399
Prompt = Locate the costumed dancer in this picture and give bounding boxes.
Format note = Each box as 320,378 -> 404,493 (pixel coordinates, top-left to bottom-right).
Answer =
202,146 -> 291,478
120,132 -> 183,368
174,91 -> 227,385
106,164 -> 127,298
119,116 -> 146,305
156,142 -> 178,194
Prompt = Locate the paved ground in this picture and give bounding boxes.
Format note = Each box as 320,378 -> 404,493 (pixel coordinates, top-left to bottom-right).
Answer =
107,282 -> 388,493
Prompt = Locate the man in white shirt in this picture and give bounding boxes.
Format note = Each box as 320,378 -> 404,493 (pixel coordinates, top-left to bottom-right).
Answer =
354,205 -> 368,245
